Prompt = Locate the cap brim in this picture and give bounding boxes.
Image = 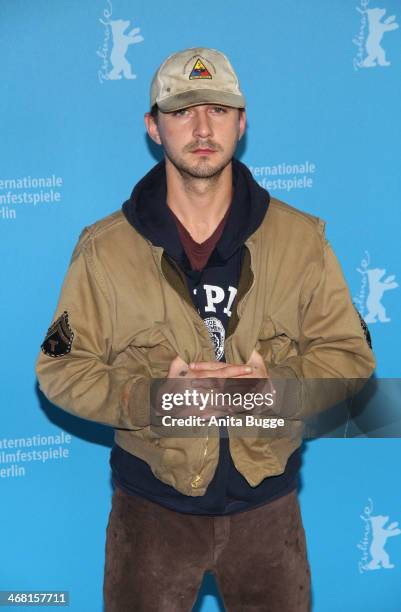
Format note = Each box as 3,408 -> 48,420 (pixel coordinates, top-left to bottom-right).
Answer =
156,89 -> 246,112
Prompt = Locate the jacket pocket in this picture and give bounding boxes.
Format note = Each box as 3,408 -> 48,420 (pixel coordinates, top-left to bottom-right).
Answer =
145,342 -> 177,378
124,323 -> 177,379
256,316 -> 299,367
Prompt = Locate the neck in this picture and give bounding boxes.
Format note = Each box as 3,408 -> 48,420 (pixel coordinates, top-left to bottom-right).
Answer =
165,158 -> 233,243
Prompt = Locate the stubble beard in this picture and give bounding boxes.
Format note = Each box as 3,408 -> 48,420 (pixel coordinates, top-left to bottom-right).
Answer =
164,139 -> 238,184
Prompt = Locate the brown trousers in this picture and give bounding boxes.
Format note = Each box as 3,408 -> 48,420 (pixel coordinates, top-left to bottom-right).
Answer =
103,486 -> 311,612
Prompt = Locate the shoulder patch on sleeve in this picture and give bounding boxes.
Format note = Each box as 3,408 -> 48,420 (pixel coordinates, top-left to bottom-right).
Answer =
41,311 -> 74,357
354,305 -> 372,349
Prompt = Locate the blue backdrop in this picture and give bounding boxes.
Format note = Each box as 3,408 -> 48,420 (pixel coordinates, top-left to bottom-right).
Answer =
1,0 -> 401,610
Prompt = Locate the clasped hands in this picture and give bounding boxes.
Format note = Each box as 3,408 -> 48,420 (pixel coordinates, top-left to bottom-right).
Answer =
156,349 -> 273,422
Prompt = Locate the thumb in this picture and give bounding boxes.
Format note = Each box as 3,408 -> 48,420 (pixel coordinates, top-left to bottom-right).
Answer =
246,349 -> 260,365
168,355 -> 189,377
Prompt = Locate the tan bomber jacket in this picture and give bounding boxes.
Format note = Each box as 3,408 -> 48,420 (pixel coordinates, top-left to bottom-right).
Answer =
35,197 -> 376,496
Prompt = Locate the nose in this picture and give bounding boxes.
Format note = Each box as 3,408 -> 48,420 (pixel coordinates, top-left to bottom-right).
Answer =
193,108 -> 213,139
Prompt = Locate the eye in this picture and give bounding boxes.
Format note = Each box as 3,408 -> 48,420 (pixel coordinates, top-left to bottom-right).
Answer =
171,109 -> 189,117
211,106 -> 227,113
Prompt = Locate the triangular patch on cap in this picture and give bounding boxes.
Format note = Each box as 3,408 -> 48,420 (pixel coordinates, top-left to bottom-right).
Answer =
189,58 -> 212,80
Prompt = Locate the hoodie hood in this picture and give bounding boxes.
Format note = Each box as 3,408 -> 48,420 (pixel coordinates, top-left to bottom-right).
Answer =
122,158 -> 270,267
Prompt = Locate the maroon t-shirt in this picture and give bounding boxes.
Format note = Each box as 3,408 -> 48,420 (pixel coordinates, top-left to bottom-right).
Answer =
169,205 -> 231,271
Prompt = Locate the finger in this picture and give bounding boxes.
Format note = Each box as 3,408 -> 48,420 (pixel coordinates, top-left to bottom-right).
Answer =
188,378 -> 226,394
195,365 -> 253,378
246,349 -> 257,364
172,354 -> 187,366
189,361 -> 231,371
168,355 -> 189,377
246,350 -> 264,368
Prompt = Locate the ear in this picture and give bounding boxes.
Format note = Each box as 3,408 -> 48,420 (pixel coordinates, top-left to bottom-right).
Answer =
144,112 -> 162,145
238,109 -> 246,141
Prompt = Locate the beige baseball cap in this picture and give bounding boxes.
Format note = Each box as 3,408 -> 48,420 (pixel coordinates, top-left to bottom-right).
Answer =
150,47 -> 246,112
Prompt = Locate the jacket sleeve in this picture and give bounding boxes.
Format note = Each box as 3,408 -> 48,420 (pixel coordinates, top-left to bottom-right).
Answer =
35,230 -> 151,429
264,233 -> 376,420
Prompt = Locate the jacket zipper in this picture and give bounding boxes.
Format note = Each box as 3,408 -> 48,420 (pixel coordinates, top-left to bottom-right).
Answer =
190,246 -> 257,488
157,251 -> 215,488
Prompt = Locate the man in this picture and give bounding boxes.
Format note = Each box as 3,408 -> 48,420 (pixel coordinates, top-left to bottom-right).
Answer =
36,47 -> 375,611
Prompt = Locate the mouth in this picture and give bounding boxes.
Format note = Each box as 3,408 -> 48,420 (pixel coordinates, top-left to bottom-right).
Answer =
191,148 -> 216,155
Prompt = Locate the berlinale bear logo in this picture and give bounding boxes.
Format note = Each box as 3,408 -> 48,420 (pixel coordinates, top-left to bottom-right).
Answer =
107,19 -> 144,80
355,252 -> 398,324
97,1 -> 144,83
354,3 -> 399,70
358,499 -> 401,572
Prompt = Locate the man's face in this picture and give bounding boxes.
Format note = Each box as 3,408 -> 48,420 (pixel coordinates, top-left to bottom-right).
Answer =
145,104 -> 246,179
